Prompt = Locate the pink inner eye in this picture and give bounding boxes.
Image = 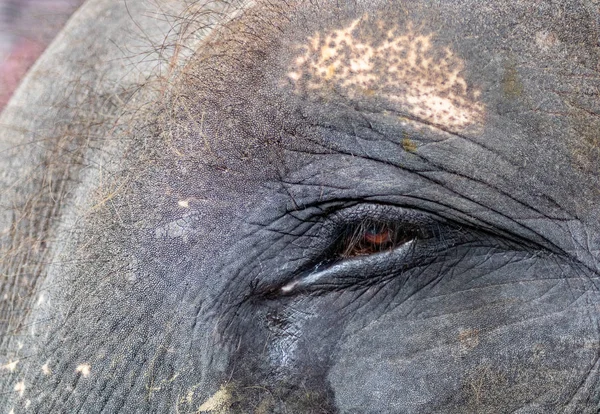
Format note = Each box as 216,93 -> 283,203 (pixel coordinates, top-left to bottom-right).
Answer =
364,228 -> 391,245
340,222 -> 400,258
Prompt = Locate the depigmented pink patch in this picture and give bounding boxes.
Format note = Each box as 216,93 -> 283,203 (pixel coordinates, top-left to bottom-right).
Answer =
287,16 -> 485,131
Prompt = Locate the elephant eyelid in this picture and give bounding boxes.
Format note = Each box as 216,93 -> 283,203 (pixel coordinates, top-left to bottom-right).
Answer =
274,207 -> 440,295
279,238 -> 419,294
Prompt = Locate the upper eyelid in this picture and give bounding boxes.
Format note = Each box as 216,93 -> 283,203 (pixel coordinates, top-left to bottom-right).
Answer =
323,204 -> 438,237
288,190 -> 556,253
318,203 -> 540,252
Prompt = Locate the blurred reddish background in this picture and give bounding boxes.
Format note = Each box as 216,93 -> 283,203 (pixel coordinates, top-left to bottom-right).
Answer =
0,0 -> 84,110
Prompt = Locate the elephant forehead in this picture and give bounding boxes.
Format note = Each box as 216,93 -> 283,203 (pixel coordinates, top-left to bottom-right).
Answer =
286,15 -> 485,131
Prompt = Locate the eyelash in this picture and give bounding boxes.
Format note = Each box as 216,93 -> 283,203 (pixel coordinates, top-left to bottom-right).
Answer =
333,219 -> 426,258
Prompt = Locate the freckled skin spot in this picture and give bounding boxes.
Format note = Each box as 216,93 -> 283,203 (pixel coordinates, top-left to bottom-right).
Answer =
42,362 -> 51,376
2,360 -> 18,372
75,363 -> 91,378
198,385 -> 232,412
535,30 -> 559,51
14,380 -> 25,398
288,15 -> 485,131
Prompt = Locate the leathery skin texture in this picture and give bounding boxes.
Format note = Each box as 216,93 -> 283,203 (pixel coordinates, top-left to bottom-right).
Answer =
1,0 -> 600,413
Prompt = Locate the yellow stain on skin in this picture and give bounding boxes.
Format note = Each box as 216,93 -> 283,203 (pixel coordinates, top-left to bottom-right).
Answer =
2,360 -> 18,372
14,380 -> 25,398
198,385 -> 232,412
75,363 -> 91,378
401,134 -> 417,153
288,16 -> 484,131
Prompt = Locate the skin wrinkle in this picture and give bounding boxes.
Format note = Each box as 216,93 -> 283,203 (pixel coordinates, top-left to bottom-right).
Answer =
292,149 -> 563,254
305,117 -> 573,232
362,310 -> 551,362
555,325 -> 600,408
343,300 -> 590,389
362,122 -> 568,223
432,296 -> 596,344
341,257 -> 459,332
394,159 -> 568,251
237,201 -> 552,362
0,0 -> 248,358
565,355 -> 600,410
294,79 -> 589,266
385,252 -> 583,311
30,293 -> 148,410
213,224 -> 307,296
288,182 -> 540,255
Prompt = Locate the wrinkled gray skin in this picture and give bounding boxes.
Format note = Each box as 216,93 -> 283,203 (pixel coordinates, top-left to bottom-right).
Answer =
1,0 -> 600,413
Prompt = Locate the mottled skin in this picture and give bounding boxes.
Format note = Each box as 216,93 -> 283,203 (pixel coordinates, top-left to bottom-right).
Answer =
1,0 -> 600,413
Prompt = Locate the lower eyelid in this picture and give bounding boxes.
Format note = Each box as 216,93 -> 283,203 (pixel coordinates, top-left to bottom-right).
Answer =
280,239 -> 417,294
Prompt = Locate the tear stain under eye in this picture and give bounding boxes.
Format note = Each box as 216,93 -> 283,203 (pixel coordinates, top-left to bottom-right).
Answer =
280,239 -> 416,294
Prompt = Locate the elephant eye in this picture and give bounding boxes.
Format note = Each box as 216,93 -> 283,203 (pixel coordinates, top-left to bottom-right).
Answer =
274,206 -> 441,296
338,220 -> 418,258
